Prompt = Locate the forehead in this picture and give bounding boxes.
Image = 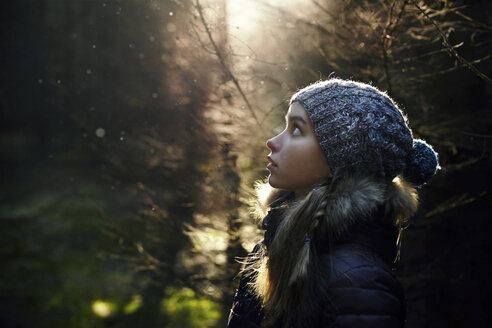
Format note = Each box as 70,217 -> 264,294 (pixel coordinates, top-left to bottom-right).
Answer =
286,102 -> 308,117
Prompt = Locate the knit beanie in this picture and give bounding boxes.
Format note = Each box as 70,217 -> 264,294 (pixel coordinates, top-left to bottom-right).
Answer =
290,79 -> 439,186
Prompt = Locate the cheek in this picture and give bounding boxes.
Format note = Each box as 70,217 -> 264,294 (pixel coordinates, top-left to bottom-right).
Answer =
296,146 -> 329,178
296,145 -> 323,167
279,146 -> 307,171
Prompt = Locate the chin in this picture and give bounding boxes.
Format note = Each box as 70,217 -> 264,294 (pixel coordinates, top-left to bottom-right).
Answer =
268,176 -> 280,188
268,176 -> 289,190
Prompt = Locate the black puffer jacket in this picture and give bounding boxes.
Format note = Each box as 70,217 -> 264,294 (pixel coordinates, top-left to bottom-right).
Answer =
228,177 -> 412,328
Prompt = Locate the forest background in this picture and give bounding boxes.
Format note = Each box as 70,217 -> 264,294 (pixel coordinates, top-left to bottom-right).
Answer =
1,0 -> 491,327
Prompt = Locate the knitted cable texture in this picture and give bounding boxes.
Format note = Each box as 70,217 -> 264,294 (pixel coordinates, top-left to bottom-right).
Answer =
291,79 -> 438,185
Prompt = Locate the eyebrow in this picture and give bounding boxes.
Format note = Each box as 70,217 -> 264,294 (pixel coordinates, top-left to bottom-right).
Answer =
285,114 -> 307,125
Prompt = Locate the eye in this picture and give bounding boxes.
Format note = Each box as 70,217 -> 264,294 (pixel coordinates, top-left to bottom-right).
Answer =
292,126 -> 302,136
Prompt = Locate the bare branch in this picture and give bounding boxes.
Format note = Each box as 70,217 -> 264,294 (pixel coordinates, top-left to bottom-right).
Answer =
453,10 -> 492,31
195,0 -> 261,125
311,0 -> 336,20
412,1 -> 492,84
424,191 -> 486,218
408,55 -> 491,80
393,42 -> 464,64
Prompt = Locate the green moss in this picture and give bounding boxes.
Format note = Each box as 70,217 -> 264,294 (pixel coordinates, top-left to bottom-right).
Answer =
162,287 -> 222,328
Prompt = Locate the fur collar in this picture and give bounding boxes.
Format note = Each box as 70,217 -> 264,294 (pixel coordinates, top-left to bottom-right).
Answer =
322,175 -> 418,239
261,175 -> 418,245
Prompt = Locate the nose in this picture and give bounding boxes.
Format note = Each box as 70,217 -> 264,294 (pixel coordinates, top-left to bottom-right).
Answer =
266,134 -> 280,152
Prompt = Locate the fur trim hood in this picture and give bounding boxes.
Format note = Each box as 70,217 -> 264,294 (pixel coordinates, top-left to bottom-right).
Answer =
261,175 -> 418,249
320,175 -> 418,239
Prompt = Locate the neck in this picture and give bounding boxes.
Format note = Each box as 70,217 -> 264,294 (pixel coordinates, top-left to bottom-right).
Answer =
294,186 -> 314,198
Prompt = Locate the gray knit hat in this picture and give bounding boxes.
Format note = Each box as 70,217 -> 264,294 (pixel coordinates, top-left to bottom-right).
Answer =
290,79 -> 439,185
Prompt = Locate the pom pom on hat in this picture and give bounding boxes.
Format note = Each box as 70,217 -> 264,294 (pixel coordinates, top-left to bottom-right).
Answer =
403,139 -> 439,186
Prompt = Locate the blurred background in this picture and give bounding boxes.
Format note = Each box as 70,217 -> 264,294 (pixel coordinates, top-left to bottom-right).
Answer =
1,0 -> 491,327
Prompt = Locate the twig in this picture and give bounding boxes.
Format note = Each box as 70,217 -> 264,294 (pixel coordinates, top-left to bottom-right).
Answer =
393,42 -> 463,64
380,0 -> 401,95
195,0 -> 260,125
412,1 -> 492,84
424,191 -> 486,218
408,55 -> 491,80
453,10 -> 492,31
311,0 -> 336,20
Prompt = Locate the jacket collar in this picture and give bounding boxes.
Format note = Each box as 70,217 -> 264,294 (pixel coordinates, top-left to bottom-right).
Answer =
262,191 -> 294,249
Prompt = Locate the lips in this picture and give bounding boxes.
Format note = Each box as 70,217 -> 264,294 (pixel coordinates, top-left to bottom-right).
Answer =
267,156 -> 278,170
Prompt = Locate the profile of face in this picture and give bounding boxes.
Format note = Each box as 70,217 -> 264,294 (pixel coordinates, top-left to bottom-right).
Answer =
266,102 -> 331,194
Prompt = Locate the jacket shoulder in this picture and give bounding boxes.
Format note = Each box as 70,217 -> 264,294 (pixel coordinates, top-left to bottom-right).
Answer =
319,243 -> 406,328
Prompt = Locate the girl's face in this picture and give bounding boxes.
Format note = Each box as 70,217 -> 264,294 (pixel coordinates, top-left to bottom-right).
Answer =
266,102 -> 331,194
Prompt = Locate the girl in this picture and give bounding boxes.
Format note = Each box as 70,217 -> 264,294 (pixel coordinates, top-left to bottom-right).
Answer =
228,79 -> 439,328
